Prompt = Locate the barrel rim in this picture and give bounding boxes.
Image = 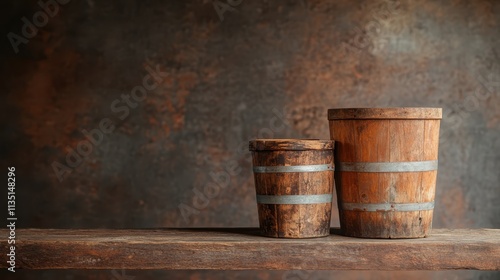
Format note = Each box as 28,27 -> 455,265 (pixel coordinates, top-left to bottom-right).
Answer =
249,139 -> 334,151
327,107 -> 442,120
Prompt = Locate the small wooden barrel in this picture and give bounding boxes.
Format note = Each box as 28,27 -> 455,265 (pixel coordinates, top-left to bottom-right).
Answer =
249,139 -> 335,238
328,108 -> 442,238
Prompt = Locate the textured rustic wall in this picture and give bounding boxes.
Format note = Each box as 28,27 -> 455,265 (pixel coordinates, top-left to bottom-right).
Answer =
1,0 -> 499,279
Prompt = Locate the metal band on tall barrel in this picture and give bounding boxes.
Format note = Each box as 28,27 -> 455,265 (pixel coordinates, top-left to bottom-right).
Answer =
337,160 -> 436,212
328,107 -> 442,238
337,160 -> 438,172
342,201 -> 435,212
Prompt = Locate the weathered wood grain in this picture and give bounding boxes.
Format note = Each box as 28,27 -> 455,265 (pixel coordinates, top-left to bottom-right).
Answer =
328,108 -> 443,120
250,139 -> 335,238
249,139 -> 334,151
1,228 -> 499,270
329,107 -> 442,238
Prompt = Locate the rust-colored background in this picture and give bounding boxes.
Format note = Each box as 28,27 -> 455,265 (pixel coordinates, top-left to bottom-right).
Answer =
1,0 -> 499,279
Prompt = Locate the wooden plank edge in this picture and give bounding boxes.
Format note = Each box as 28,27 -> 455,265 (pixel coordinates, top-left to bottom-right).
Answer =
0,228 -> 499,270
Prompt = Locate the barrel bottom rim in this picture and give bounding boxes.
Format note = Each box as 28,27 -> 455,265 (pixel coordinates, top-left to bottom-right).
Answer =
259,233 -> 331,239
340,232 -> 431,239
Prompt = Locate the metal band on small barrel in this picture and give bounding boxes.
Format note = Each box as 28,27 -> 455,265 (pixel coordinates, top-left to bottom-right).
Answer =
337,160 -> 438,172
342,201 -> 435,212
253,164 -> 334,173
256,194 -> 333,205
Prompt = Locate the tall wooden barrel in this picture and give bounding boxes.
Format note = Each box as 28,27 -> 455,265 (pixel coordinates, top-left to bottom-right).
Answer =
328,108 -> 442,238
249,139 -> 335,238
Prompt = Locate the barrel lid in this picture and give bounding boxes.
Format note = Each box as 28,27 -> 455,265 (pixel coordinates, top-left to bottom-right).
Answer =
328,107 -> 442,120
249,139 -> 334,151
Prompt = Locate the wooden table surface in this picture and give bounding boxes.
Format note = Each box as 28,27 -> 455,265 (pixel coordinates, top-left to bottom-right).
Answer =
1,228 -> 499,270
